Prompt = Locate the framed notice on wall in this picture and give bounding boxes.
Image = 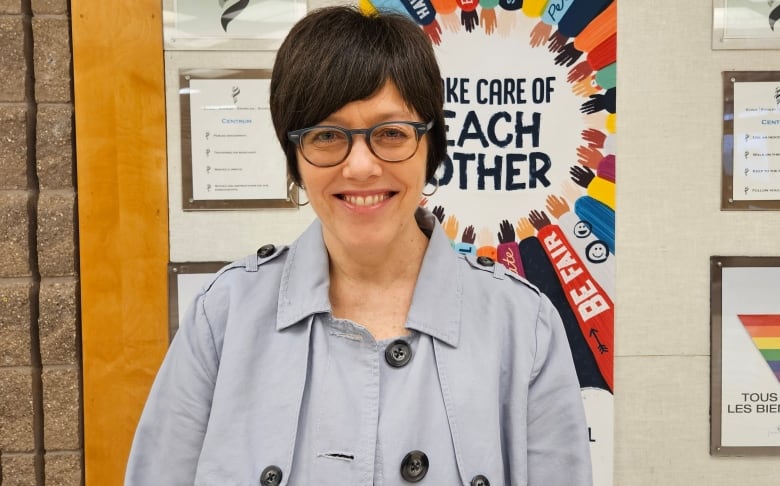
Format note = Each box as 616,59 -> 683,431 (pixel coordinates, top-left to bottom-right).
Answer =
721,71 -> 780,210
167,261 -> 229,340
163,0 -> 306,51
179,69 -> 298,210
713,0 -> 780,49
711,256 -> 780,455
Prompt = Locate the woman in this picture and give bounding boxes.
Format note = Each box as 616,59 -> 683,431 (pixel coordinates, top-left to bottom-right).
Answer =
126,6 -> 592,485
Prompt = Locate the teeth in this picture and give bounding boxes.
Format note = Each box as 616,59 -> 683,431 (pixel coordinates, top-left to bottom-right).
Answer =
344,193 -> 388,207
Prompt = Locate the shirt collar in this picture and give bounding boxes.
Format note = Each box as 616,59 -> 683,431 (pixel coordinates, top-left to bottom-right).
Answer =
277,207 -> 462,347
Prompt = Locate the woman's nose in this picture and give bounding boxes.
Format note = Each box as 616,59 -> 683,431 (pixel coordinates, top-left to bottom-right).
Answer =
341,136 -> 382,180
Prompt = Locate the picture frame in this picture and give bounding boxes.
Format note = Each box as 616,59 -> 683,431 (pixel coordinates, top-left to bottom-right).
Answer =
179,68 -> 298,210
710,256 -> 780,455
167,261 -> 230,341
713,0 -> 780,50
720,71 -> 780,210
162,0 -> 306,51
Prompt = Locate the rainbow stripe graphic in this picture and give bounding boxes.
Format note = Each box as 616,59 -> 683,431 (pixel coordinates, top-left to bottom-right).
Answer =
738,314 -> 780,382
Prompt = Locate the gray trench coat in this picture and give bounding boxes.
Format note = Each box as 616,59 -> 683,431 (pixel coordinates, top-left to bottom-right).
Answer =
125,208 -> 592,486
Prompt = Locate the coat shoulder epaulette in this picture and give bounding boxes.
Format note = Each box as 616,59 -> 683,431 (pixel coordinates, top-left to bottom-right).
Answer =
200,244 -> 289,293
460,253 -> 540,295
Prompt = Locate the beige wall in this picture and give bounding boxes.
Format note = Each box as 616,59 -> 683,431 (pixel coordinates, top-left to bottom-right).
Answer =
616,2 -> 780,484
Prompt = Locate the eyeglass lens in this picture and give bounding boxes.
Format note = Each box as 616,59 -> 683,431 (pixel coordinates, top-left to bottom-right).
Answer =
299,122 -> 422,166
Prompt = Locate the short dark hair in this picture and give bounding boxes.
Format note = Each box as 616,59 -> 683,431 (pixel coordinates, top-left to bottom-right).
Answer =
270,6 -> 446,186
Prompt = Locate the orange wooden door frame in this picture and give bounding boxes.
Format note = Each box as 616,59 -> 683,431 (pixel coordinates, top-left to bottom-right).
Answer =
71,1 -> 169,483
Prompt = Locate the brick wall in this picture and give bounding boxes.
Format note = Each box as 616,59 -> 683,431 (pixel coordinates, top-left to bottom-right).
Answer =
0,0 -> 81,484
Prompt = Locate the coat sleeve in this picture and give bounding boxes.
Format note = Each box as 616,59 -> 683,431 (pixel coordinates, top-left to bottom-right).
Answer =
526,294 -> 593,486
124,291 -> 219,485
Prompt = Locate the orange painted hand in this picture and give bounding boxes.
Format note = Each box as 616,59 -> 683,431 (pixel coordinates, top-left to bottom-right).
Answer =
480,8 -> 497,35
515,217 -> 535,241
529,20 -> 552,47
545,194 -> 570,219
572,75 -> 600,97
577,145 -> 604,169
443,214 -> 459,241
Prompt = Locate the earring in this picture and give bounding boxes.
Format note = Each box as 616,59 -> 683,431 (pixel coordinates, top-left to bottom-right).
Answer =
289,181 -> 310,207
422,180 -> 439,197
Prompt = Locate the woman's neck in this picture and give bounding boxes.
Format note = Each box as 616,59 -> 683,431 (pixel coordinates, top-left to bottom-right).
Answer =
325,225 -> 429,340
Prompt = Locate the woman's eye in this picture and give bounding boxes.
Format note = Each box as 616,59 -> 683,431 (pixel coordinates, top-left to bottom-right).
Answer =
375,126 -> 409,140
310,130 -> 344,144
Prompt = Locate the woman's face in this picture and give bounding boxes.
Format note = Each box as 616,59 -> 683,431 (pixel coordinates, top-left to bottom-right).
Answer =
297,81 -> 429,256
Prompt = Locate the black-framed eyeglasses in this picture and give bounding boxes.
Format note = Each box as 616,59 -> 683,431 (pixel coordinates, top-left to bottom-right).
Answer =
287,120 -> 434,167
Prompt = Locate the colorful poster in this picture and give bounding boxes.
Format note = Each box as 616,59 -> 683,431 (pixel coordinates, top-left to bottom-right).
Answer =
363,0 -> 617,483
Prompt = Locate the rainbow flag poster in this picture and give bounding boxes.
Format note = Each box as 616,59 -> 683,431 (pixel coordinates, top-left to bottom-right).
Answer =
738,314 -> 780,381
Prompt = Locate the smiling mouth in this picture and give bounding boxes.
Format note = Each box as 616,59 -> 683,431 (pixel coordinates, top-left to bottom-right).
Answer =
339,192 -> 394,207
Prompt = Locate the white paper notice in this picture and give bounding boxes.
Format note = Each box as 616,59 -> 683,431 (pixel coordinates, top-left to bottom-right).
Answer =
189,77 -> 287,201
732,80 -> 780,201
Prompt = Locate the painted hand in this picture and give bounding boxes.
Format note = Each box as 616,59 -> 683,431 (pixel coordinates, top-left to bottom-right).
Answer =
581,128 -> 607,148
577,145 -> 604,169
439,11 -> 461,32
528,209 -> 552,231
480,8 -> 497,35
580,88 -> 616,114
461,9 -> 479,32
515,217 -> 535,240
529,20 -> 552,47
547,30 -> 568,53
423,19 -> 443,45
497,219 -> 516,244
568,61 -> 593,83
554,42 -> 583,67
572,75 -> 600,97
570,165 -> 596,189
461,225 -> 476,244
545,194 -> 570,219
443,214 -> 460,241
432,205 -> 445,223
476,226 -> 494,247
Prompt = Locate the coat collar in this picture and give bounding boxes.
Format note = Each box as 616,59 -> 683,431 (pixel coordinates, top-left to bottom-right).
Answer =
276,207 -> 462,347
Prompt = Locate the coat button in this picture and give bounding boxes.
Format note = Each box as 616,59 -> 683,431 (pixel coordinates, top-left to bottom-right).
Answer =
476,255 -> 494,267
385,339 -> 412,368
257,244 -> 276,258
259,465 -> 282,486
400,450 -> 429,482
471,474 -> 490,486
